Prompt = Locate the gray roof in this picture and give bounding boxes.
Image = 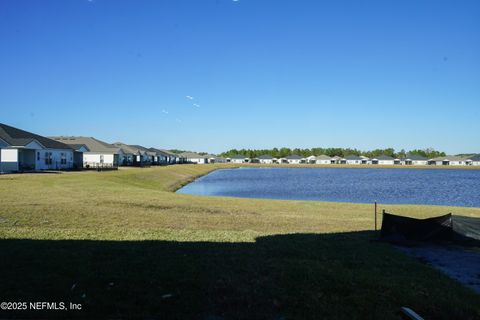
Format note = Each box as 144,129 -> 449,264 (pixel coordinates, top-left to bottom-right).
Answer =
315,155 -> 332,160
50,136 -> 121,153
179,152 -> 206,158
0,123 -> 72,150
403,154 -> 428,161
470,154 -> 480,161
128,144 -> 157,156
330,156 -> 342,160
66,144 -> 90,152
149,148 -> 175,157
112,142 -> 144,155
373,155 -> 394,160
257,154 -> 273,159
231,154 -> 249,159
345,155 -> 363,160
285,154 -> 303,160
430,155 -> 468,161
153,149 -> 178,157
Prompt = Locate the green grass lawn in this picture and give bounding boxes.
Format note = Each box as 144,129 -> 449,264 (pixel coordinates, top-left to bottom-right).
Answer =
1,165 -> 479,319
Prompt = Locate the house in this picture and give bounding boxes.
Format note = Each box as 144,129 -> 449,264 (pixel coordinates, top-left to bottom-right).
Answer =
428,156 -> 470,166
111,143 -> 149,166
154,149 -> 181,164
371,155 -> 395,165
330,156 -> 342,164
360,156 -> 370,165
179,152 -> 209,164
315,155 -> 332,165
345,155 -> 363,165
51,136 -> 122,168
66,144 -> 90,169
210,156 -> 227,163
204,154 -> 219,164
148,148 -> 172,165
230,155 -> 250,164
257,154 -> 275,164
0,123 -> 75,173
129,145 -> 158,165
470,155 -> 480,166
285,155 -> 305,164
306,155 -> 317,164
402,154 -> 428,166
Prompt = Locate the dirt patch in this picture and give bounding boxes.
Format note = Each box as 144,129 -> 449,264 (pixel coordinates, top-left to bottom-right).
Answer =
397,245 -> 480,294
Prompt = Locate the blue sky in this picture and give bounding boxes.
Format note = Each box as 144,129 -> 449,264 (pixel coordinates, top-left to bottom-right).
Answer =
0,0 -> 479,154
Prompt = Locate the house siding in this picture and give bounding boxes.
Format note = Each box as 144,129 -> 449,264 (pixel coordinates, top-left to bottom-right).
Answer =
412,160 -> 428,165
231,159 -> 247,164
259,159 -> 274,164
346,160 -> 361,165
0,149 -> 19,172
35,149 -> 74,170
378,160 -> 394,165
287,159 -> 302,164
83,153 -> 118,167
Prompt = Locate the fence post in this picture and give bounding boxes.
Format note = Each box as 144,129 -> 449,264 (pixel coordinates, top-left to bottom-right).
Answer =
374,201 -> 377,231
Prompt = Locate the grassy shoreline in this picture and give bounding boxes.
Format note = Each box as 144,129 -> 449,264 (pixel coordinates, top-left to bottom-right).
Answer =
1,165 -> 479,319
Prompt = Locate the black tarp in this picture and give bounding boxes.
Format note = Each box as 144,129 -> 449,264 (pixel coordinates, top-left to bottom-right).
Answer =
380,212 -> 480,246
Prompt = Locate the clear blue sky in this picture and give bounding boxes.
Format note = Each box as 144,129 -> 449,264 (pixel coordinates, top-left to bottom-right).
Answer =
1,0 -> 479,154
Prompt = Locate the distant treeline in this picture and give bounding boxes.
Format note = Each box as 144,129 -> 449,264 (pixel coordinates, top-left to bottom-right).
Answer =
220,148 -> 447,159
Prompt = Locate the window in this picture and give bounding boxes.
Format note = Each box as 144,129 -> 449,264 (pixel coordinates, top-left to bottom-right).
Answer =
45,152 -> 52,165
61,153 -> 66,165
37,152 -> 40,161
100,155 -> 104,164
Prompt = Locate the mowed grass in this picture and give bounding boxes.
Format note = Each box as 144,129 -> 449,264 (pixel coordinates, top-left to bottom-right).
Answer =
1,165 -> 479,319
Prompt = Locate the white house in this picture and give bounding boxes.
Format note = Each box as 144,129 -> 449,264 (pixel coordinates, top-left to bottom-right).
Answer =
0,123 -> 75,173
285,155 -> 305,164
428,156 -> 470,166
330,156 -> 342,164
360,156 -> 370,164
130,145 -> 158,165
179,152 -> 209,164
315,155 -> 332,165
148,148 -> 172,165
402,154 -> 428,166
257,154 -> 275,164
112,142 -> 149,166
468,154 -> 480,166
470,155 -> 480,166
50,136 -> 122,168
155,149 -> 181,164
230,155 -> 250,164
210,156 -> 228,163
306,155 -> 317,164
371,155 -> 395,165
67,144 -> 90,169
345,155 -> 363,165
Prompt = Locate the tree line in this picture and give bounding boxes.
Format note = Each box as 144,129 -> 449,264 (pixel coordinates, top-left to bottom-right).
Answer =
220,147 -> 446,159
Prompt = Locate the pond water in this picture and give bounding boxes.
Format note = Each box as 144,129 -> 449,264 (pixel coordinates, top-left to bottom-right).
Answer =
177,167 -> 480,207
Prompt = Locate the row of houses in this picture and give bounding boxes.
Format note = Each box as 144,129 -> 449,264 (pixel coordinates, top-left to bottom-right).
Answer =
217,154 -> 480,166
0,123 -> 186,173
1,122 -> 479,173
167,152 -> 480,166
